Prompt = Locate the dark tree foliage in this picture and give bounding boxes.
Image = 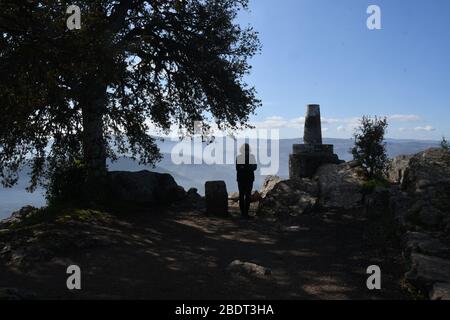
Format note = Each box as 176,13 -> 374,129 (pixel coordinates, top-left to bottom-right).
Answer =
441,136 -> 449,150
351,116 -> 389,179
0,0 -> 261,196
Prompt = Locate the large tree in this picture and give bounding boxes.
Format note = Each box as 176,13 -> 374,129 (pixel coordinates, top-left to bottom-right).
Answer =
0,0 -> 261,196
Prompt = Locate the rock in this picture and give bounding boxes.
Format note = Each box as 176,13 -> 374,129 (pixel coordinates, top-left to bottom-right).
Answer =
227,260 -> 271,278
430,283 -> 450,300
228,192 -> 239,202
418,206 -> 443,228
314,162 -> 365,211
259,176 -> 282,199
107,171 -> 186,206
364,187 -> 390,217
1,206 -> 39,226
389,148 -> 450,232
406,253 -> 450,290
186,188 -> 202,202
388,155 -> 413,184
403,232 -> 450,258
229,191 -> 260,203
205,181 -> 228,216
257,178 -> 319,220
180,188 -> 205,210
251,191 -> 262,203
402,148 -> 450,211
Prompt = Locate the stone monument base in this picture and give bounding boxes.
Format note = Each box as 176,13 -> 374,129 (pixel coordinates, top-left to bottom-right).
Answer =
289,144 -> 341,179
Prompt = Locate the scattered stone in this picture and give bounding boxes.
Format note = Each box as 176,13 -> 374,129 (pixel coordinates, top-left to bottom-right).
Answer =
205,181 -> 228,216
227,260 -> 271,278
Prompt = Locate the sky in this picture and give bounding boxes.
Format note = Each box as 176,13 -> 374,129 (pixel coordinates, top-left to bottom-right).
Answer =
238,0 -> 450,140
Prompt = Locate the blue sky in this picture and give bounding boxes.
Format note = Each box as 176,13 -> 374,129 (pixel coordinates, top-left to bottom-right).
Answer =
239,0 -> 450,140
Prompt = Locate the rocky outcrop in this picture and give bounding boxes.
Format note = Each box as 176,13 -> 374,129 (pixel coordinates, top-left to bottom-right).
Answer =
388,154 -> 413,185
257,178 -> 319,220
314,162 -> 365,211
390,148 -> 450,233
390,148 -> 450,299
107,171 -> 186,206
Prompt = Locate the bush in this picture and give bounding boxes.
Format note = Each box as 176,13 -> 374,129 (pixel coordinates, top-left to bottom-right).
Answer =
351,116 -> 390,179
441,136 -> 449,150
45,159 -> 87,206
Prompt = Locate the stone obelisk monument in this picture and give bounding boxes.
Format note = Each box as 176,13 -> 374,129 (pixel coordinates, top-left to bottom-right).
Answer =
289,104 -> 341,179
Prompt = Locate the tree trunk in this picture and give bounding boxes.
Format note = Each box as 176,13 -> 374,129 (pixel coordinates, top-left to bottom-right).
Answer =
81,85 -> 107,200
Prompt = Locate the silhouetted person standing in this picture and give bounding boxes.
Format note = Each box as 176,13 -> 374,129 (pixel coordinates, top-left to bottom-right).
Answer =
236,144 -> 257,218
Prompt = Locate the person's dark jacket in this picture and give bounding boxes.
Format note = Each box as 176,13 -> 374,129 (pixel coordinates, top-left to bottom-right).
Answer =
236,154 -> 257,182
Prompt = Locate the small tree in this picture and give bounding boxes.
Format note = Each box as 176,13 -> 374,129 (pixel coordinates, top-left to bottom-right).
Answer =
351,116 -> 389,179
441,137 -> 449,150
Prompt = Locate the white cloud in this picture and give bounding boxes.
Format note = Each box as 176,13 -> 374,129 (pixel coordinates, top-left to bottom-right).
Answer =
414,125 -> 436,132
337,125 -> 346,132
253,116 -> 287,129
322,118 -> 340,124
388,114 -> 422,122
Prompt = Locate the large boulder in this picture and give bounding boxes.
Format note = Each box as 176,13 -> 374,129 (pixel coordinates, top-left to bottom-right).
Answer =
107,171 -> 186,206
314,162 -> 365,211
205,181 -> 228,216
257,178 -> 319,220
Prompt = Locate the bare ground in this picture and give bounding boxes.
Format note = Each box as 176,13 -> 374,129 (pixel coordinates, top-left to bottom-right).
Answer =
0,203 -> 413,300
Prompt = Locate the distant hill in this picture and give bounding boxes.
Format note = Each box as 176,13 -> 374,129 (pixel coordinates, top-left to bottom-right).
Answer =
109,137 -> 440,195
0,137 -> 440,219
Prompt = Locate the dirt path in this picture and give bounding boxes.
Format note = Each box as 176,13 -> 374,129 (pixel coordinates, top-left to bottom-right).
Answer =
1,204 -> 412,300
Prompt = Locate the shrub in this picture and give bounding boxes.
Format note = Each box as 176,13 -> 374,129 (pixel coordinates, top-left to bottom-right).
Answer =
45,159 -> 87,206
351,116 -> 390,179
